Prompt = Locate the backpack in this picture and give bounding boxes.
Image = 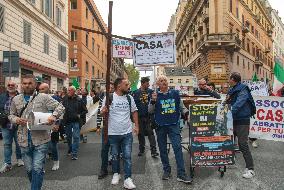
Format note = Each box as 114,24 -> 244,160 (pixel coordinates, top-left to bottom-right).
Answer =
247,89 -> 256,117
109,93 -> 134,122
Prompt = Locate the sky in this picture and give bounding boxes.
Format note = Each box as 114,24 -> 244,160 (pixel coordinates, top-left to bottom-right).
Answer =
94,0 -> 284,37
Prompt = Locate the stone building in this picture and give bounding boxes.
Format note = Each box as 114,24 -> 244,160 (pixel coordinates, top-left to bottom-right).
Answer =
176,0 -> 274,87
0,0 -> 69,91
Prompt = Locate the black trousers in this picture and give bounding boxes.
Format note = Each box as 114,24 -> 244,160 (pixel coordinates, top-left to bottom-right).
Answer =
138,116 -> 157,153
233,119 -> 254,170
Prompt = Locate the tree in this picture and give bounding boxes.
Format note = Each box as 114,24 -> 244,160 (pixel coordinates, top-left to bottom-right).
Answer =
124,64 -> 140,91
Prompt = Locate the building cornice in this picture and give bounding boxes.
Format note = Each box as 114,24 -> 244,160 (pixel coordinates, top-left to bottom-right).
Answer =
10,0 -> 69,43
254,0 -> 273,26
84,0 -> 107,34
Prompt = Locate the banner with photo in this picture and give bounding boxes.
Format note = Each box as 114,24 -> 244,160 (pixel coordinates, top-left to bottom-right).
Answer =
133,32 -> 175,66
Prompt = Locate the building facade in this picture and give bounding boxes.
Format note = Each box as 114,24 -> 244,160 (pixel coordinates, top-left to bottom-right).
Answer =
271,9 -> 284,63
176,0 -> 274,87
68,0 -> 107,91
0,0 -> 69,92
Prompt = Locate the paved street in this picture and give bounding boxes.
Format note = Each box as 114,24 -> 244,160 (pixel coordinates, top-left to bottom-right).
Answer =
0,127 -> 284,190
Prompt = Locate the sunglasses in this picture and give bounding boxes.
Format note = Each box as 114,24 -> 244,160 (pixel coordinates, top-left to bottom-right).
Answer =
8,84 -> 15,87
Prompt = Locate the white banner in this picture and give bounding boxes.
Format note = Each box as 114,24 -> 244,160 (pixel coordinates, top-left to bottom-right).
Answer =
249,96 -> 284,142
133,33 -> 175,66
242,80 -> 268,96
112,39 -> 134,59
136,66 -> 153,71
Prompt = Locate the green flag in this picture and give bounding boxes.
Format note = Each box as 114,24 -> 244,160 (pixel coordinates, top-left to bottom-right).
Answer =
87,81 -> 91,92
252,72 -> 259,82
72,78 -> 80,89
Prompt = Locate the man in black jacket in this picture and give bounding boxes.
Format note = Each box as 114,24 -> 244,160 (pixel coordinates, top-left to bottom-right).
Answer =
62,86 -> 88,160
194,79 -> 221,99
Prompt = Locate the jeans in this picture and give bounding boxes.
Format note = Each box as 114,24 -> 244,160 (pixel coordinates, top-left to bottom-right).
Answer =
21,142 -> 48,190
156,125 -> 186,177
2,127 -> 22,165
138,116 -> 157,153
100,129 -> 110,171
233,119 -> 254,170
65,122 -> 80,156
109,133 -> 133,179
48,141 -> 58,161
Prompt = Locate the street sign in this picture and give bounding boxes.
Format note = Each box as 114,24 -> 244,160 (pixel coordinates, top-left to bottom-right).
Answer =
3,51 -> 20,77
133,32 -> 175,66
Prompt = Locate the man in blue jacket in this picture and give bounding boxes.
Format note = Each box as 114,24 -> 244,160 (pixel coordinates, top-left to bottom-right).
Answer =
148,76 -> 192,184
133,77 -> 158,157
227,72 -> 255,179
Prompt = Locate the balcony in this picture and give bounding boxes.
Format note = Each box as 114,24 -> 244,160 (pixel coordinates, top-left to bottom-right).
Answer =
265,48 -> 271,53
242,24 -> 250,33
196,33 -> 242,53
197,21 -> 203,31
267,29 -> 273,37
255,57 -> 264,66
202,13 -> 209,22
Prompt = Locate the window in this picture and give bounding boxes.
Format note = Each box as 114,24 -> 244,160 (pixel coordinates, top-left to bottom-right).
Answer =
92,38 -> 95,52
86,32 -> 88,47
56,6 -> 62,27
248,62 -> 250,70
85,61 -> 89,73
243,59 -> 245,69
229,0 -> 232,12
28,0 -> 35,4
70,31 -> 77,41
23,20 -> 31,45
237,55 -> 239,65
102,50 -> 104,62
97,45 -> 100,58
70,0 -> 77,9
92,66 -> 95,76
70,58 -> 78,68
97,70 -> 100,78
170,79 -> 173,83
186,79 -> 189,83
178,79 -> 181,83
58,44 -> 66,62
44,0 -> 52,18
92,17 -> 95,28
0,4 -> 5,33
43,34 -> 49,54
102,73 -> 104,78
86,7 -> 88,19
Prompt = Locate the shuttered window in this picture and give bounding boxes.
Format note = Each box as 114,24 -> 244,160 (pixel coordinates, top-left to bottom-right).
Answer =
23,20 -> 32,45
0,4 -> 4,33
44,34 -> 49,54
56,6 -> 62,27
44,0 -> 52,18
58,43 -> 66,62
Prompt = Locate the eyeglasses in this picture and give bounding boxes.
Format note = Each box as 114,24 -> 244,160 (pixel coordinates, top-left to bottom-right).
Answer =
7,84 -> 15,87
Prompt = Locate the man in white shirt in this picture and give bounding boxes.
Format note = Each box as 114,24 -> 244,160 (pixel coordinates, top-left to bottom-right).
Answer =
101,78 -> 139,189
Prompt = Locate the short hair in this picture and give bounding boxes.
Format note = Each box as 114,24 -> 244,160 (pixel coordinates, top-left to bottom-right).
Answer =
198,78 -> 207,84
114,77 -> 126,89
69,86 -> 76,91
22,74 -> 36,82
156,75 -> 168,85
230,72 -> 241,82
141,77 -> 150,84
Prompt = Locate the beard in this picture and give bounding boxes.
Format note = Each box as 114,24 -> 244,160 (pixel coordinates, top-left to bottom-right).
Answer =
7,88 -> 16,93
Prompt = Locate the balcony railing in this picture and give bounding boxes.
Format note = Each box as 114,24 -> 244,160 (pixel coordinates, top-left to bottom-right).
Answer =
255,57 -> 264,66
196,33 -> 242,52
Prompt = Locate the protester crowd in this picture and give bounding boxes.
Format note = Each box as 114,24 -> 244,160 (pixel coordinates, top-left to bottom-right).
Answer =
0,72 -> 283,190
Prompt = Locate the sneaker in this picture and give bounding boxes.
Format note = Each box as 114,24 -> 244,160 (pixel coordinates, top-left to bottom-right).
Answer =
51,161 -> 59,171
98,170 -> 108,179
177,175 -> 193,184
67,150 -> 72,156
111,173 -> 121,185
0,163 -> 12,173
83,136 -> 87,143
138,151 -> 144,157
17,159 -> 24,167
162,171 -> 172,180
151,152 -> 159,158
242,169 -> 255,179
124,177 -> 136,189
252,141 -> 258,148
71,155 -> 78,160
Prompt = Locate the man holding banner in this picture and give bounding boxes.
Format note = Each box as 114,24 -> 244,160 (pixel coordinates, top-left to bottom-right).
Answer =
226,72 -> 255,179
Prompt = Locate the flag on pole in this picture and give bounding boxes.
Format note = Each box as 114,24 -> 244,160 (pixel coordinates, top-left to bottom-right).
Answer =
252,72 -> 259,82
272,58 -> 284,96
72,78 -> 80,89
